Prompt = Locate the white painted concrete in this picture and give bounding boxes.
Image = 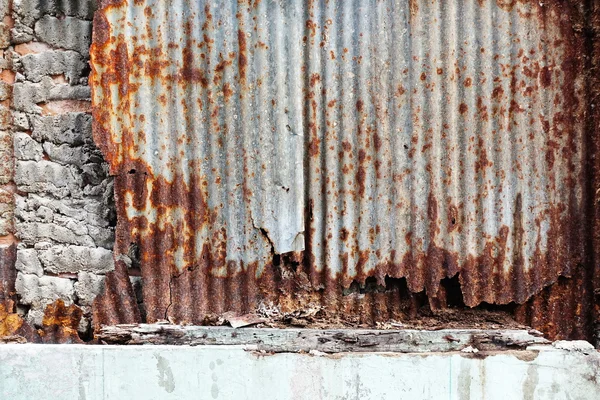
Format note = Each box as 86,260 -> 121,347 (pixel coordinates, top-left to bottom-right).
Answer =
0,344 -> 598,399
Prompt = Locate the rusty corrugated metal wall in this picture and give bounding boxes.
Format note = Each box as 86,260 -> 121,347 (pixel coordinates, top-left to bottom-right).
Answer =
90,0 -> 600,341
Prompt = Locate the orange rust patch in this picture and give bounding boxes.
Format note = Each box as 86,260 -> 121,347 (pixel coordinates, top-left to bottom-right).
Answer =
356,100 -> 364,112
539,66 -> 552,87
42,300 -> 82,331
309,137 -> 321,157
222,83 -> 233,101
492,86 -> 504,99
0,304 -> 23,337
238,29 -> 248,83
310,73 -> 321,87
40,300 -> 84,343
409,0 -> 419,19
496,0 -> 518,12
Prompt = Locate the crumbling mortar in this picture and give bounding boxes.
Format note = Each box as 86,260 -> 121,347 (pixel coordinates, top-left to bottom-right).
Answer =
7,0 -> 114,337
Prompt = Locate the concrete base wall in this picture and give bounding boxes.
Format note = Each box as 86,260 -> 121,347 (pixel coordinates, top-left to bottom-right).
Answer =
0,344 -> 598,399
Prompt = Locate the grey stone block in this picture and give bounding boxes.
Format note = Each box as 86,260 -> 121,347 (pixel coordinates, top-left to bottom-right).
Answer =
34,16 -> 92,56
87,224 -> 114,249
0,81 -> 10,101
31,113 -> 92,145
14,131 -> 44,161
74,271 -> 105,306
16,221 -> 96,247
15,272 -> 75,307
0,22 -> 10,48
0,186 -> 12,236
20,50 -> 86,84
15,248 -> 43,277
42,142 -> 96,167
38,245 -> 114,274
11,24 -> 35,45
15,160 -> 83,198
13,111 -> 30,131
0,0 -> 9,19
15,0 -> 97,26
16,193 -> 113,230
12,81 -> 47,113
14,79 -> 90,114
0,130 -> 13,185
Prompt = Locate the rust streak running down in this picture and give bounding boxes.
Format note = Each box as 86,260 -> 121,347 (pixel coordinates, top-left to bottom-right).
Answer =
91,0 -> 600,342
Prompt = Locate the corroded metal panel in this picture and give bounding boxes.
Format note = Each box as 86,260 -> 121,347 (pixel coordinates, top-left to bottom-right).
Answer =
304,0 -> 586,308
0,244 -> 16,310
92,0 -> 306,322
91,0 -> 598,338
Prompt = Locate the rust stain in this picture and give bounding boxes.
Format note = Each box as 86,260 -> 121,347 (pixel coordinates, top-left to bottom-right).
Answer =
42,300 -> 82,330
93,260 -> 142,330
0,244 -> 16,311
0,304 -> 23,337
539,66 -> 552,87
409,0 -> 419,20
238,29 -> 247,84
40,300 -> 84,343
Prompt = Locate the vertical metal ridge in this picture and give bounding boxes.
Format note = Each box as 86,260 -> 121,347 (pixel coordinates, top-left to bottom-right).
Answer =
486,0 -> 503,296
387,0 -> 403,282
445,1 -> 461,264
429,0 -> 445,295
374,0 -> 392,289
405,0 -> 418,293
238,1 -> 258,315
471,0 -> 487,299
92,260 -> 141,329
339,0 -> 356,285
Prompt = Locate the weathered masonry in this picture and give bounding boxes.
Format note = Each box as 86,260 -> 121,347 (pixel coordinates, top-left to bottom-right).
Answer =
1,0 -> 114,342
0,0 -> 599,345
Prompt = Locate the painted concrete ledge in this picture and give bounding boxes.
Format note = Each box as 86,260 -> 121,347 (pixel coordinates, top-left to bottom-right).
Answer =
0,343 -> 599,399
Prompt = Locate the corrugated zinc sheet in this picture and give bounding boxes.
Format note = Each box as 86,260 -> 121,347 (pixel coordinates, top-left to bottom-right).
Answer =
90,0 -> 598,338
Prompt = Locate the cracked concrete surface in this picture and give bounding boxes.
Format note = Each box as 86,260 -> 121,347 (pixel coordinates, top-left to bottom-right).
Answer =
1,343 -> 599,400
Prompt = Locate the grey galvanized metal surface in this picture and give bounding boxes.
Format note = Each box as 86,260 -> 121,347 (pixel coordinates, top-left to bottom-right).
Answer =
90,0 -> 598,340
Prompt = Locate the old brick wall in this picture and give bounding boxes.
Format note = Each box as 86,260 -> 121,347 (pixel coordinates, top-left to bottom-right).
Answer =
0,0 -> 115,338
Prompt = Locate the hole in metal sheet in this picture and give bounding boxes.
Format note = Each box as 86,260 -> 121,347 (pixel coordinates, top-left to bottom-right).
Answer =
439,273 -> 464,308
